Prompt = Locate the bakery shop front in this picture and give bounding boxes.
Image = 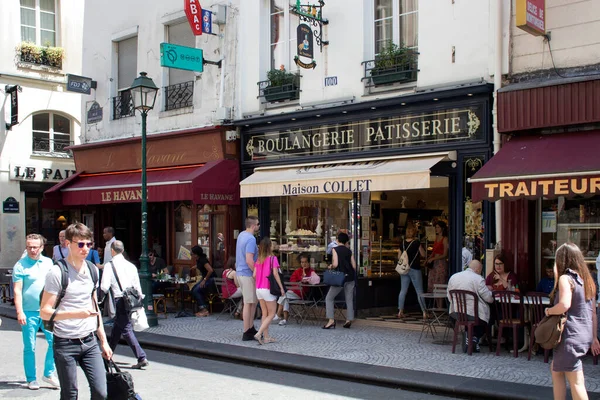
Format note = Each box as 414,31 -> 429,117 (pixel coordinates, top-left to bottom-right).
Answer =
237,83 -> 496,315
44,127 -> 241,273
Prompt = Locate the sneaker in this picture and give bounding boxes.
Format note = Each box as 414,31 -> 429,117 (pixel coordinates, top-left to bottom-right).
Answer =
273,315 -> 280,322
27,381 -> 40,390
472,337 -> 481,353
249,326 -> 258,336
42,374 -> 60,389
242,327 -> 256,341
278,319 -> 287,326
132,359 -> 149,369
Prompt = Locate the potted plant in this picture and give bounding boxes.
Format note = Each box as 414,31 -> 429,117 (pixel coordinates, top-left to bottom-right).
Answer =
42,46 -> 65,69
16,41 -> 64,69
371,41 -> 417,85
263,65 -> 300,102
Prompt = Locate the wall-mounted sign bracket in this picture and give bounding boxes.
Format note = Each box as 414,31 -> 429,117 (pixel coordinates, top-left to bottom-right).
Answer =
203,58 -> 222,68
290,0 -> 329,52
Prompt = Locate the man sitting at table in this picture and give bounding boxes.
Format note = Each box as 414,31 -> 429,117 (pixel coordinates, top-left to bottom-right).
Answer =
447,260 -> 493,353
536,261 -> 555,295
275,253 -> 320,326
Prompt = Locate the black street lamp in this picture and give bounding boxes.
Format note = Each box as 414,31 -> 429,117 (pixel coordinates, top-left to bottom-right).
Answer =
130,71 -> 159,327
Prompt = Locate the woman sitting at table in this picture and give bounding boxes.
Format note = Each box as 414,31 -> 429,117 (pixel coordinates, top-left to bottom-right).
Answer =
485,253 -> 519,291
222,256 -> 242,318
190,245 -> 214,317
275,253 -> 321,326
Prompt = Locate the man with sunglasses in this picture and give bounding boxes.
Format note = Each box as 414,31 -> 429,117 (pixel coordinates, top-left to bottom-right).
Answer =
41,223 -> 112,400
13,233 -> 59,390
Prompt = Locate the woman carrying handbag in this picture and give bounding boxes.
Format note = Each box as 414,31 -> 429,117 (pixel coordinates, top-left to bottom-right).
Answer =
544,243 -> 600,400
323,232 -> 357,329
253,237 -> 285,345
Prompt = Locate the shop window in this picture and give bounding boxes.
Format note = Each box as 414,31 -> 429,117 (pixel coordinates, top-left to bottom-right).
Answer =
174,202 -> 192,260
31,112 -> 73,156
541,196 -> 600,271
463,157 -> 485,268
21,0 -> 57,47
198,205 -> 227,269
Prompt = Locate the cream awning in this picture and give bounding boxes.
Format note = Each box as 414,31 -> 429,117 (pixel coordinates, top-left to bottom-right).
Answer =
240,152 -> 453,198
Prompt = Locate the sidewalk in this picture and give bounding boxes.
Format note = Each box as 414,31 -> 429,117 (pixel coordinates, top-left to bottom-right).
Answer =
2,303 -> 599,399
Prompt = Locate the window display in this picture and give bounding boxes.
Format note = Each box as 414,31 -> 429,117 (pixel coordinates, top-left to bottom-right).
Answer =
175,202 -> 192,260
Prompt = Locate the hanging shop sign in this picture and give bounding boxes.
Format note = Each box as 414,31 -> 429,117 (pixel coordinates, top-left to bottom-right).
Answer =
3,197 -> 19,213
294,24 -> 316,70
243,106 -> 483,162
160,43 -> 204,72
201,9 -> 212,34
87,101 -> 103,124
66,74 -> 93,95
184,0 -> 203,35
516,0 -> 545,36
8,86 -> 19,126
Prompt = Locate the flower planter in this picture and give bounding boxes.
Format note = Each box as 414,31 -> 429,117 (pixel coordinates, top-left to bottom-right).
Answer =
263,84 -> 299,103
371,67 -> 416,86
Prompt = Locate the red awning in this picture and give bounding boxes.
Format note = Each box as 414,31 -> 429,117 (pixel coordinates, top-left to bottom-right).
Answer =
470,131 -> 600,201
44,160 -> 239,206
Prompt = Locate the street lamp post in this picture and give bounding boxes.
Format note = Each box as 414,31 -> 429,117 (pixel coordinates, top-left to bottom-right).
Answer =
130,71 -> 159,327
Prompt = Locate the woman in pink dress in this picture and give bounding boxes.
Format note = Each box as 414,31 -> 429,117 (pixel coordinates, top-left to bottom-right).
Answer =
253,237 -> 285,344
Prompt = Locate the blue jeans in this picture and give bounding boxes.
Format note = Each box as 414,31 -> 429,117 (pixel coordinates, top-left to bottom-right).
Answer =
22,311 -> 55,382
191,278 -> 214,310
109,298 -> 146,362
53,333 -> 107,400
398,268 -> 426,312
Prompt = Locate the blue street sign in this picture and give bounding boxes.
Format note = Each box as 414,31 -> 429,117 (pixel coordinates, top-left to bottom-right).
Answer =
160,43 -> 204,72
202,9 -> 212,34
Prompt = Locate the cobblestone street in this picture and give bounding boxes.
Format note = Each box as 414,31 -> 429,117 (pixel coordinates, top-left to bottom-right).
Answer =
143,312 -> 600,392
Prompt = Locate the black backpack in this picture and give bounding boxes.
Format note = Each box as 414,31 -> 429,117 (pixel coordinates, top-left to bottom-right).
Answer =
41,259 -> 99,331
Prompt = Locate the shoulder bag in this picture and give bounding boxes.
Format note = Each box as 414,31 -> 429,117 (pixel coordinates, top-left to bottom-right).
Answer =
534,313 -> 567,350
268,256 -> 286,297
396,240 -> 418,275
111,262 -> 144,313
323,269 -> 345,287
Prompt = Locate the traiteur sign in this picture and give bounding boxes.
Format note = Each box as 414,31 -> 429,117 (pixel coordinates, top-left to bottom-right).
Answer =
516,0 -> 545,36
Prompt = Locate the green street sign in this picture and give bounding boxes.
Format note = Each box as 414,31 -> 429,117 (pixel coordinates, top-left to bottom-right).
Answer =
160,43 -> 204,72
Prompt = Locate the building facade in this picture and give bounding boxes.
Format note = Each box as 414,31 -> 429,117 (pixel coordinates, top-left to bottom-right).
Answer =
0,0 -> 84,265
47,0 -> 242,272
234,0 -> 510,313
471,0 -> 600,290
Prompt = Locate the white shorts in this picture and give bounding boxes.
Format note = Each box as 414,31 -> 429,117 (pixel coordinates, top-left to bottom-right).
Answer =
256,288 -> 277,302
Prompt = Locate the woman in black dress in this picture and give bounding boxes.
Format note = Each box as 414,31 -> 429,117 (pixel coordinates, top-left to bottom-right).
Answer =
323,232 -> 357,329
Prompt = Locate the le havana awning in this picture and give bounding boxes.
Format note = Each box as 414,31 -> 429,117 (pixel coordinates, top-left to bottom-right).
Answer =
239,152 -> 454,198
45,159 -> 240,206
470,131 -> 600,202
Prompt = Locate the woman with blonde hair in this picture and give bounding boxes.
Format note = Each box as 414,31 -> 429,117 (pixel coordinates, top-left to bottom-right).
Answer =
544,243 -> 600,400
253,237 -> 285,344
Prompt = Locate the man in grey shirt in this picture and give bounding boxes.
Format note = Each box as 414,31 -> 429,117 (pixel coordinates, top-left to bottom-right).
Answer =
41,223 -> 112,400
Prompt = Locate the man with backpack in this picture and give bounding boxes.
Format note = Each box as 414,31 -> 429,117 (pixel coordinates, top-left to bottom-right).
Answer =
13,233 -> 59,390
40,223 -> 112,399
100,240 -> 148,369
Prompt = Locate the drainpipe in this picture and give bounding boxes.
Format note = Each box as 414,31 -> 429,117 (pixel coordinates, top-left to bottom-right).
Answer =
493,0 -> 503,247
218,8 -> 227,111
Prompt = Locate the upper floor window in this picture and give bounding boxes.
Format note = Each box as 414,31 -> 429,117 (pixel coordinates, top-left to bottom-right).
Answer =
112,36 -> 137,119
32,112 -> 72,156
164,22 -> 195,111
270,0 -> 299,70
20,0 -> 57,47
375,0 -> 418,53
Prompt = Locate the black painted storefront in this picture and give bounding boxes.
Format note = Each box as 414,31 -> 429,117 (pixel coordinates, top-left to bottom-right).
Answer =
236,83 -> 496,312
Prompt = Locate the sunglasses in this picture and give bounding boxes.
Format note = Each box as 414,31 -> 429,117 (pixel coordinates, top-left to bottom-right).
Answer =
73,241 -> 94,249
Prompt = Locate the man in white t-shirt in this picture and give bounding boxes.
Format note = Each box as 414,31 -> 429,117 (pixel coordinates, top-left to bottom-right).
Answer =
41,223 -> 112,399
102,226 -> 116,265
52,230 -> 69,262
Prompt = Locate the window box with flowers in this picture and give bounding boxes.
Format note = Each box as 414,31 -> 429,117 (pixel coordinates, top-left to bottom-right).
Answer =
369,42 -> 418,86
16,41 -> 64,69
259,66 -> 300,103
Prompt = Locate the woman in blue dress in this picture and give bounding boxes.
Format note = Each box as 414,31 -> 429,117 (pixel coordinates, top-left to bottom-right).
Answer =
544,243 -> 600,400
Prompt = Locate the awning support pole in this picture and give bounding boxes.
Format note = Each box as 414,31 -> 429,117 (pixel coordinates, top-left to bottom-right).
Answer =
493,0 -> 503,247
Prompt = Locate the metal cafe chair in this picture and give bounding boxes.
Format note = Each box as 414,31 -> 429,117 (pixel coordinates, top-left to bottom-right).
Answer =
285,282 -> 318,325
213,277 -> 241,319
448,289 -> 493,356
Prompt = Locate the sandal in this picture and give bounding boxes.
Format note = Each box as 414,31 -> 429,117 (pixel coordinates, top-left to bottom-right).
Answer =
263,337 -> 277,343
397,312 -> 407,319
